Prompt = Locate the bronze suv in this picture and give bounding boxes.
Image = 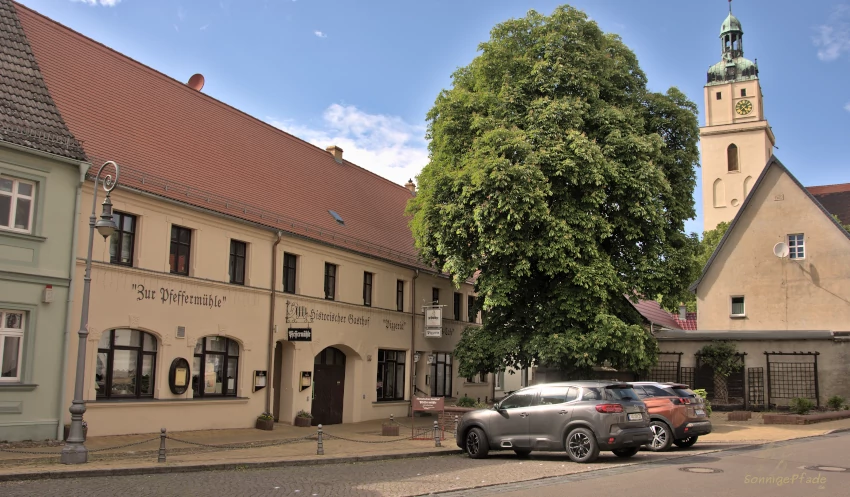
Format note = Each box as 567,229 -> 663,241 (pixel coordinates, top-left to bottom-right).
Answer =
629,382 -> 711,451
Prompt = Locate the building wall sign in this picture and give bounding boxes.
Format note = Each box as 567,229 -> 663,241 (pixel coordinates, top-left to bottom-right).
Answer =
285,299 -> 370,327
288,328 -> 312,341
132,283 -> 226,308
382,319 -> 406,331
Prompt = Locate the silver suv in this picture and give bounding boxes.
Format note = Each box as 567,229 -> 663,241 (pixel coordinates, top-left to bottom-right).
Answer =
456,381 -> 652,463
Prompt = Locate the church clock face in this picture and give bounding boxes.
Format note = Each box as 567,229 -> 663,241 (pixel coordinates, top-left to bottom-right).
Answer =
735,99 -> 753,116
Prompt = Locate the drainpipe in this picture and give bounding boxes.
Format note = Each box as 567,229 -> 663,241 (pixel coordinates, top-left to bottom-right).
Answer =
57,163 -> 86,440
409,269 -> 419,415
266,231 -> 283,416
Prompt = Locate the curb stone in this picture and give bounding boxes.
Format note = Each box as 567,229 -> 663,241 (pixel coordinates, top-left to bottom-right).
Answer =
0,449 -> 464,483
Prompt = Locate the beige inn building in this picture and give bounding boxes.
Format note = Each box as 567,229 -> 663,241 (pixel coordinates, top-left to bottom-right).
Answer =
11,2 -> 493,437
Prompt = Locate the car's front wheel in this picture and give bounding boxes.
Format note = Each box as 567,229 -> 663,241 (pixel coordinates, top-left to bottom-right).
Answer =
647,421 -> 673,452
673,436 -> 699,448
465,427 -> 490,459
612,447 -> 639,458
565,427 -> 599,463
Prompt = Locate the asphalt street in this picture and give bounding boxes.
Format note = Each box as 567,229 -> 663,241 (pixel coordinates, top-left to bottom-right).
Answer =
0,434 -> 845,497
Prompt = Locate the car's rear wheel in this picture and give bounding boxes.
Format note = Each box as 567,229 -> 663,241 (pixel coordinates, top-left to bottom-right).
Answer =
647,421 -> 673,452
612,447 -> 639,458
465,427 -> 489,459
565,427 -> 599,463
673,436 -> 699,448
513,449 -> 532,458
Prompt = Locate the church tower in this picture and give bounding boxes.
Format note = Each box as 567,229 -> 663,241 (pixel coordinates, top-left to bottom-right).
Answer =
700,2 -> 775,232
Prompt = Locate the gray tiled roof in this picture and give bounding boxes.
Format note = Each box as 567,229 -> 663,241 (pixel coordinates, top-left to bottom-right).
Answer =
0,0 -> 85,160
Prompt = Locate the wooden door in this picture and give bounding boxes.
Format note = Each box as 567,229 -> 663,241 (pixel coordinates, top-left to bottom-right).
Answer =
311,347 -> 346,425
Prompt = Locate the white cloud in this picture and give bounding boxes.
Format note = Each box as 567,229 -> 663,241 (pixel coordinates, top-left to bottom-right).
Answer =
814,5 -> 850,61
200,24 -> 210,31
314,31 -> 327,38
173,24 -> 179,32
73,0 -> 121,6
845,102 -> 850,112
267,104 -> 429,187
177,6 -> 187,22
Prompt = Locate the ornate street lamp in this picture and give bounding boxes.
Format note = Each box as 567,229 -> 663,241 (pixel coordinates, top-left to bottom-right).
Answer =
61,161 -> 120,464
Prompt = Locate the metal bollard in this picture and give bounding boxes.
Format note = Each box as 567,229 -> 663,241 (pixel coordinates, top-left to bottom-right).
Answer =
433,420 -> 441,447
158,428 -> 166,463
390,414 -> 394,424
317,424 -> 324,455
454,415 -> 459,435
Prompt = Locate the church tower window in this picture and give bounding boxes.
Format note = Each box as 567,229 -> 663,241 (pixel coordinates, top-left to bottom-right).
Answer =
727,144 -> 739,172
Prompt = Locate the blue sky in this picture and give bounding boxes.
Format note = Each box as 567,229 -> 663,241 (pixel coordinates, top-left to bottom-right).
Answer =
17,0 -> 850,235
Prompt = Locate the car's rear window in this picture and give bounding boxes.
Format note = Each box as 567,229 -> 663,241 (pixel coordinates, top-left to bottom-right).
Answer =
671,388 -> 698,398
605,387 -> 640,401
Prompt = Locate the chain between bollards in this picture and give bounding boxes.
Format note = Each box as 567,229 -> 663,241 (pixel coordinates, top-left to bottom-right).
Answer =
317,424 -> 324,455
433,420 -> 441,447
158,428 -> 166,463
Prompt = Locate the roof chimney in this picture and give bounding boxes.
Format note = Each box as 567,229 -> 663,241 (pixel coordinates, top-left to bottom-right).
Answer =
187,73 -> 205,91
678,303 -> 687,321
326,145 -> 343,163
404,178 -> 416,194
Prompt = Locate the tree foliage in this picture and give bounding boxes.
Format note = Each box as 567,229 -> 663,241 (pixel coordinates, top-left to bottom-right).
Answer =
407,6 -> 700,377
697,341 -> 742,378
670,221 -> 729,313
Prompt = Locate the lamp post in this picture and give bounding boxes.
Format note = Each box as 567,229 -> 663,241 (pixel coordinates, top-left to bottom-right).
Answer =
61,161 -> 120,465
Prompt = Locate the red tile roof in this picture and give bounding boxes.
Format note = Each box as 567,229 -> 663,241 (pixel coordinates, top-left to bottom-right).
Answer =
15,2 -> 425,267
0,0 -> 84,160
808,183 -> 850,227
629,299 -> 682,330
673,312 -> 697,331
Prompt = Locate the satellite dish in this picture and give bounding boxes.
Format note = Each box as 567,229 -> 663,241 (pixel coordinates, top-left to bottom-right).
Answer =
773,242 -> 789,258
187,73 -> 205,91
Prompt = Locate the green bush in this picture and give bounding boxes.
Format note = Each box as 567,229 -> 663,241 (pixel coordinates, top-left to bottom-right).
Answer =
790,397 -> 815,415
456,395 -> 476,408
693,388 -> 712,416
827,395 -> 845,410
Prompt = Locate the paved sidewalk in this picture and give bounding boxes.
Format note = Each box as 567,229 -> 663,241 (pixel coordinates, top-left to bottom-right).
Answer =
0,414 -> 847,481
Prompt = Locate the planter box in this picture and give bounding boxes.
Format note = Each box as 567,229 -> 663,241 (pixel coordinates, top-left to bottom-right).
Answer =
381,424 -> 400,436
763,410 -> 850,425
727,411 -> 752,421
255,418 -> 275,431
294,416 -> 312,428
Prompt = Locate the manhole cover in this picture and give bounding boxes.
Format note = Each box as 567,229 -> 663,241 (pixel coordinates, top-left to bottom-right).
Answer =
805,466 -> 849,473
679,467 -> 723,474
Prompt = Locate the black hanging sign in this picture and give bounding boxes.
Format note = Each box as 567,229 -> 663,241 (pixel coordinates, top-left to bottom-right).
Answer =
288,328 -> 312,342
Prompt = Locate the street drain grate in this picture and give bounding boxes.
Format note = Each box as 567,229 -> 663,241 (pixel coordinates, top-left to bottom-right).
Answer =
804,466 -> 848,473
679,467 -> 723,474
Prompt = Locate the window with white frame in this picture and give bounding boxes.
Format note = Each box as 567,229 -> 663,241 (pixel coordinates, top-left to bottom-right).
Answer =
788,234 -> 805,260
0,310 -> 24,381
0,177 -> 35,233
731,296 -> 746,317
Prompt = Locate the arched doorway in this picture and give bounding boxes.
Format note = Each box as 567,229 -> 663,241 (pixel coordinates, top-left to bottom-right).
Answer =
311,347 -> 346,425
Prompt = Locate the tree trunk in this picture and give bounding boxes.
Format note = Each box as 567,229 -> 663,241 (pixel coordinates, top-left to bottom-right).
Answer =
713,373 -> 729,404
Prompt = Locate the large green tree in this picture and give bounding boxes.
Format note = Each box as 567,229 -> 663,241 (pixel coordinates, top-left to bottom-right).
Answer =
407,6 -> 700,377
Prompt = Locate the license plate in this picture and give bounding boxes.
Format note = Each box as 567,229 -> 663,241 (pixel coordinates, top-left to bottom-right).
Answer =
695,409 -> 705,416
628,413 -> 642,421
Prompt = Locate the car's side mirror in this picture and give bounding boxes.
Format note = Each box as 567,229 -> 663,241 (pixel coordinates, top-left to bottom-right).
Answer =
493,402 -> 502,411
